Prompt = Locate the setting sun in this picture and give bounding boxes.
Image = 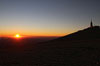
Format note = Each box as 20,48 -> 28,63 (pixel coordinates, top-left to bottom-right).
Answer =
15,34 -> 21,38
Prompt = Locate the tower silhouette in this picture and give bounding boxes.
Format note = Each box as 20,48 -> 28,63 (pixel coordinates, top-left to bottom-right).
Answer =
90,19 -> 93,28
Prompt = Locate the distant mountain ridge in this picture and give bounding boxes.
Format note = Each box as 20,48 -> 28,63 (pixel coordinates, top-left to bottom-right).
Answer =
39,26 -> 100,47
49,26 -> 100,42
35,26 -> 100,66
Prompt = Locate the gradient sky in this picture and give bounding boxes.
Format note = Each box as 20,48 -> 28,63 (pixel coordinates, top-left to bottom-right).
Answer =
0,0 -> 100,37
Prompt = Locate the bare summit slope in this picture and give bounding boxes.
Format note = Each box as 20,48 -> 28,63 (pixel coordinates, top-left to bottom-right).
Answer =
39,26 -> 100,47
34,26 -> 100,66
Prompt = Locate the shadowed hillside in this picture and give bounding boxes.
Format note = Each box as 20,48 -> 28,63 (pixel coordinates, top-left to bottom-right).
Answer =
44,26 -> 100,43
34,26 -> 100,66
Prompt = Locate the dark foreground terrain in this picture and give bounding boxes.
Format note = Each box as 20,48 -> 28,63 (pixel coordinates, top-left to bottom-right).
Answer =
0,26 -> 100,66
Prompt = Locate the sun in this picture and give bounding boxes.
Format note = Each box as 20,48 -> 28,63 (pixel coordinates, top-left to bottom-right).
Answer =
15,34 -> 21,38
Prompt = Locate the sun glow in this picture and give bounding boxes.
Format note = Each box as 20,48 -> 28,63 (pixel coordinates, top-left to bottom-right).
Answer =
15,34 -> 21,38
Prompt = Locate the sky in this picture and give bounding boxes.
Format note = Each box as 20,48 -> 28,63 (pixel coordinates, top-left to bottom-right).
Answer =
0,0 -> 100,37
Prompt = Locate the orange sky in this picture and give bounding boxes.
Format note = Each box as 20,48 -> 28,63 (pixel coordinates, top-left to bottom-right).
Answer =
0,31 -> 71,37
1,0 -> 99,37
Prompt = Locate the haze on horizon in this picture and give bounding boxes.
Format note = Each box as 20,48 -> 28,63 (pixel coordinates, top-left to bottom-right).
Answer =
0,0 -> 100,37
